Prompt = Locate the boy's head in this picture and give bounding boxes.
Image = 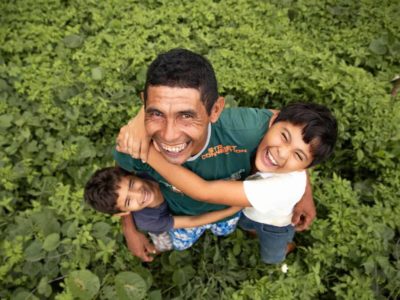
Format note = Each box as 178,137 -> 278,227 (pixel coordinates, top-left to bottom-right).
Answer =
255,102 -> 337,173
84,167 -> 163,216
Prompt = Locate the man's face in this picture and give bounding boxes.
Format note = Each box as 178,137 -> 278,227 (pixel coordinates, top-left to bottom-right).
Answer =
255,121 -> 314,173
144,86 -> 222,165
115,175 -> 163,212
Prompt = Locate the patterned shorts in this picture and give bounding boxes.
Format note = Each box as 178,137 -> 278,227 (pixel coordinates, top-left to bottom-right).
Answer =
170,213 -> 241,250
148,232 -> 174,252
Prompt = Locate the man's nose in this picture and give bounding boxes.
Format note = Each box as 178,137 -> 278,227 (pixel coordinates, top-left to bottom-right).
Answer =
161,119 -> 179,142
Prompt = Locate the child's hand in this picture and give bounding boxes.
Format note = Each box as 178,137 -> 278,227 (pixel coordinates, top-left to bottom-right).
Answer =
116,106 -> 151,162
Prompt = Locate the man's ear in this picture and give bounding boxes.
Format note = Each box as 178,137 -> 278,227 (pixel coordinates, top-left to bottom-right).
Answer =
140,92 -> 145,104
209,97 -> 225,123
113,211 -> 130,217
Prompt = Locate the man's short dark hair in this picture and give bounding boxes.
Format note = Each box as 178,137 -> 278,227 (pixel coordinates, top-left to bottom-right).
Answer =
273,102 -> 338,167
144,48 -> 219,114
84,167 -> 131,214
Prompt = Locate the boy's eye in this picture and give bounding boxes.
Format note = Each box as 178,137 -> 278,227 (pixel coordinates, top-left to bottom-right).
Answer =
281,132 -> 288,142
125,197 -> 130,208
295,152 -> 303,161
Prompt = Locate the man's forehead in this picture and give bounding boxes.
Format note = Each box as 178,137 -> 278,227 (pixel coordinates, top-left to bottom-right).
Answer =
146,86 -> 203,106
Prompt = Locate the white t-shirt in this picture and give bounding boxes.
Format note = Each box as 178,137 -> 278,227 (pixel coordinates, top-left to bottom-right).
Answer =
243,171 -> 307,226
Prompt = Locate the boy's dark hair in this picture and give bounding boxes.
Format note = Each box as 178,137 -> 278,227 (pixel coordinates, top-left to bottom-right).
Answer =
84,167 -> 131,214
144,48 -> 219,114
273,102 -> 338,167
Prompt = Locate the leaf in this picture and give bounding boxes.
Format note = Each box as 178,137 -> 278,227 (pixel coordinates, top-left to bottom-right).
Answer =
172,266 -> 195,286
0,79 -> 11,91
31,209 -> 60,236
24,240 -> 45,262
115,272 -> 147,300
63,34 -> 84,48
91,67 -> 104,81
224,94 -> 238,108
65,269 -> 100,300
369,38 -> 387,55
66,220 -> 79,238
148,290 -> 162,300
38,277 -> 52,297
12,291 -> 39,300
0,114 -> 13,129
22,261 -> 42,278
42,233 -> 60,251
92,221 -> 111,239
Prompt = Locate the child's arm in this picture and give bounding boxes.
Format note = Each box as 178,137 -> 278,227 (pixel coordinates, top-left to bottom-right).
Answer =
147,146 -> 251,206
173,206 -> 242,229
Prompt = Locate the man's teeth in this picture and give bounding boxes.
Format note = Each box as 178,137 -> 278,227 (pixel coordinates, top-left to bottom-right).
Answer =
160,143 -> 187,153
268,151 -> 278,166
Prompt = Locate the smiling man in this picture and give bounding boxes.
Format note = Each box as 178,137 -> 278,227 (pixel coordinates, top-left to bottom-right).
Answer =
114,49 -> 316,262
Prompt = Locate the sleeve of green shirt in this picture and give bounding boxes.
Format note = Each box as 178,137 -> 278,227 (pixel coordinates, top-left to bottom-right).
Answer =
113,148 -> 152,173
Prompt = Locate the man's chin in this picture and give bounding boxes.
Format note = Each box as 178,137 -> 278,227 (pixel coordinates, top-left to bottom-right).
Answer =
161,151 -> 190,165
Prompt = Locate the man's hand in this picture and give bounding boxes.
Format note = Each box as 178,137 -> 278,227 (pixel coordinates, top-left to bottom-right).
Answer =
121,215 -> 156,262
116,106 -> 151,162
291,172 -> 316,231
291,196 -> 316,231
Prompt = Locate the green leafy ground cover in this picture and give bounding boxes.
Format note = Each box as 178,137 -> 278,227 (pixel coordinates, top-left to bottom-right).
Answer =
1,0 -> 399,299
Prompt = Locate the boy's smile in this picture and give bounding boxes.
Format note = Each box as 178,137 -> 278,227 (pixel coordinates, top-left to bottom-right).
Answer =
255,121 -> 314,173
116,175 -> 163,212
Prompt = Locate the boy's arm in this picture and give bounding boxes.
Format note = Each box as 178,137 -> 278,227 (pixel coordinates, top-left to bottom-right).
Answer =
147,146 -> 251,206
173,207 -> 242,229
121,214 -> 156,262
116,106 -> 151,161
291,172 -> 316,231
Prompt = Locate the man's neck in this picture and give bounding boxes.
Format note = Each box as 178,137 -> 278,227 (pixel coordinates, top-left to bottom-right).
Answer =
187,123 -> 211,162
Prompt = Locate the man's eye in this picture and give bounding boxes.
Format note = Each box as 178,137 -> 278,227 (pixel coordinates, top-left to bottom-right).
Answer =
150,111 -> 162,117
181,113 -> 193,119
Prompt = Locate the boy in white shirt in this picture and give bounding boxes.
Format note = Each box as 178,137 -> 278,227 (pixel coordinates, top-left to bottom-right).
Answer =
146,102 -> 337,264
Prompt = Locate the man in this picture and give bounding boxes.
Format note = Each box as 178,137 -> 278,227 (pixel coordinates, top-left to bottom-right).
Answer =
115,48 -> 316,262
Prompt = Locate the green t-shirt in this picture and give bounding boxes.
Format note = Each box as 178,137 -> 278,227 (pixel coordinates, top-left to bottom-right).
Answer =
113,107 -> 272,216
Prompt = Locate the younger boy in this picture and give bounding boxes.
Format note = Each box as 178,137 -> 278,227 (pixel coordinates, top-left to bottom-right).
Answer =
84,167 -> 240,252
146,102 -> 338,264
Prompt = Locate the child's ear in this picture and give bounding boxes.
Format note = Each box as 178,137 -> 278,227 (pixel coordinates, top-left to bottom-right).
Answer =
269,109 -> 280,127
113,211 -> 130,217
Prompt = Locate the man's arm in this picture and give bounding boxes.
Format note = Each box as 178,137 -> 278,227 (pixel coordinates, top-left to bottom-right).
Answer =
173,207 -> 242,229
116,106 -> 151,162
291,172 -> 316,231
121,214 -> 156,262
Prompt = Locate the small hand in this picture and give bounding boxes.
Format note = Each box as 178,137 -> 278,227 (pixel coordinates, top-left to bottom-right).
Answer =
116,106 -> 151,162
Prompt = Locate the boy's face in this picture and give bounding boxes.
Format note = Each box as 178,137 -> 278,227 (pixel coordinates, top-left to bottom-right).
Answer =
255,121 -> 313,173
115,175 -> 163,213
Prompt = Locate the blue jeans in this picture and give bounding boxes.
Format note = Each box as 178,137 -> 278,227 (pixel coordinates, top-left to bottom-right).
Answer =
238,213 -> 295,264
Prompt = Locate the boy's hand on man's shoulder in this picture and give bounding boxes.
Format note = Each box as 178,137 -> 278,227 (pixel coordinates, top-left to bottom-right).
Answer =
116,106 -> 151,162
